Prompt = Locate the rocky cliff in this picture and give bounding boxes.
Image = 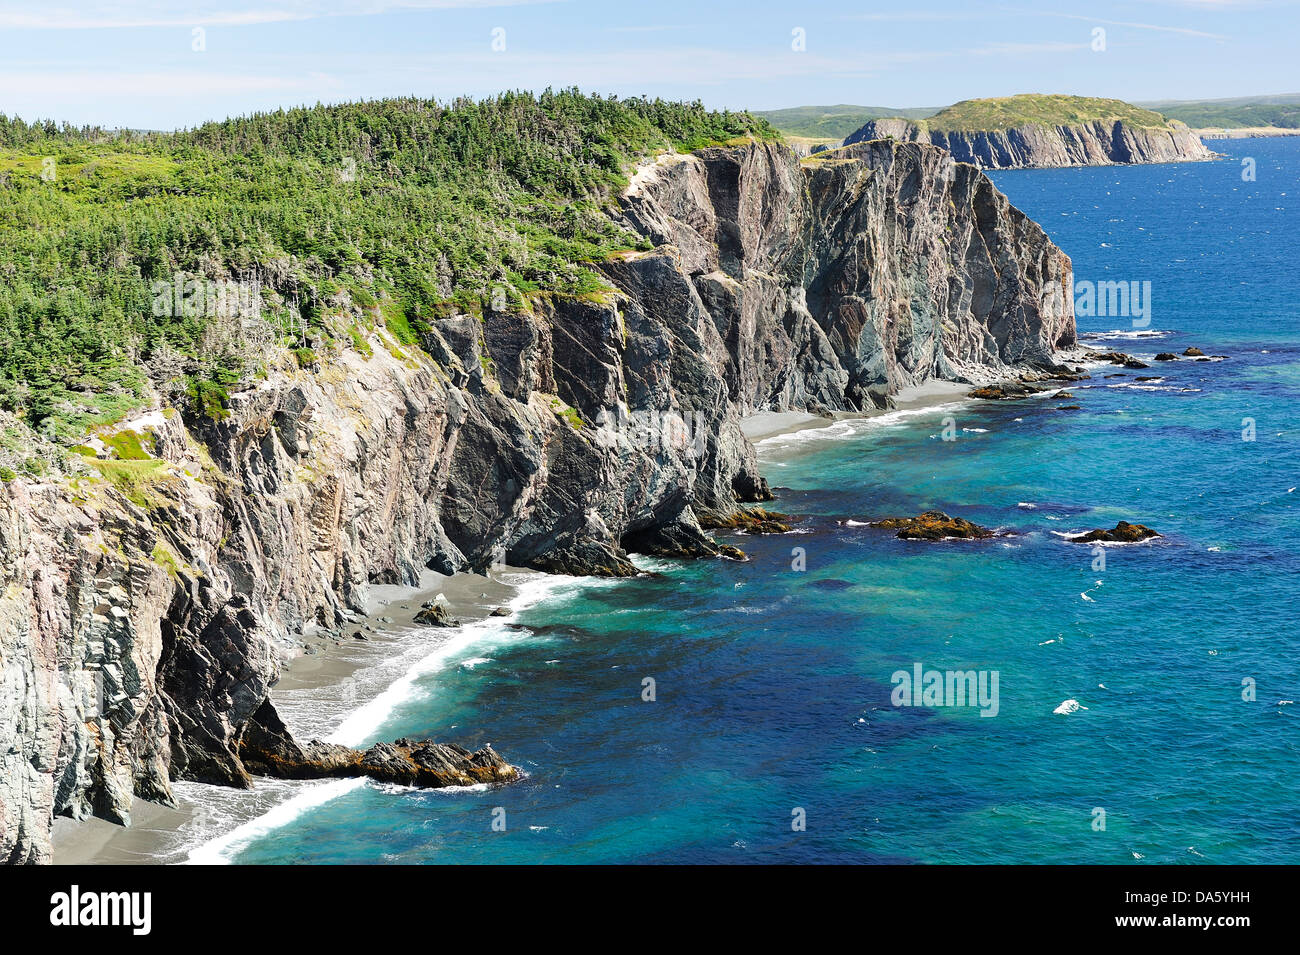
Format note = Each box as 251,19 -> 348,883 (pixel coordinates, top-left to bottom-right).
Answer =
844,116 -> 1214,168
0,138 -> 1074,863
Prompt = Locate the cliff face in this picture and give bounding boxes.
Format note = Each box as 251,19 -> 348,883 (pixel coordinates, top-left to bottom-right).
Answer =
844,117 -> 1214,168
0,138 -> 1074,863
619,140 -> 1074,411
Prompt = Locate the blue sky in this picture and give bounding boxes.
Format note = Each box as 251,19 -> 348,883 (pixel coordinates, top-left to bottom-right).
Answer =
1,0 -> 1295,129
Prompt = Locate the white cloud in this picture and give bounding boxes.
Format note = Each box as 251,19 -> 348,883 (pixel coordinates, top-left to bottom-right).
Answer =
0,68 -> 339,95
1040,11 -> 1229,40
968,41 -> 1091,56
843,12 -> 986,22
0,0 -> 559,30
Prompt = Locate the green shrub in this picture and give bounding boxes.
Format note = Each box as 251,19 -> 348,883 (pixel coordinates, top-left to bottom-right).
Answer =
186,377 -> 230,420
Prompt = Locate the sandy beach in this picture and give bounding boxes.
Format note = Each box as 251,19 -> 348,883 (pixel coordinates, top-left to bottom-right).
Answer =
741,380 -> 975,443
51,566 -> 546,865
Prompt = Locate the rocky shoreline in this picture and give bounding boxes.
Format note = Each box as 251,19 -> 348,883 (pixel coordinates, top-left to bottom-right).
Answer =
3,134 -> 1077,863
49,566 -> 540,863
43,346 -> 1186,864
238,700 -> 517,789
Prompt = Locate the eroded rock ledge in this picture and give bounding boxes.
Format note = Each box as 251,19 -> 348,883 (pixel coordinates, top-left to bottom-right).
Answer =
239,701 -> 517,788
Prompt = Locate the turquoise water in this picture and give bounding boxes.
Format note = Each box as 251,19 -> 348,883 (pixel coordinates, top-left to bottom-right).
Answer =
227,139 -> 1299,864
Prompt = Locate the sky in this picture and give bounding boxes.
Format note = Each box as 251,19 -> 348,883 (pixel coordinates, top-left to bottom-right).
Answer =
0,0 -> 1296,129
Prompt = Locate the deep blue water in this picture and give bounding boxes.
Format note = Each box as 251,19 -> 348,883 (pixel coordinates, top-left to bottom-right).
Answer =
225,139 -> 1299,864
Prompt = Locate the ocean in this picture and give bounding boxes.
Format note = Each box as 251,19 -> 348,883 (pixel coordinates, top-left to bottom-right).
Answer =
191,137 -> 1300,864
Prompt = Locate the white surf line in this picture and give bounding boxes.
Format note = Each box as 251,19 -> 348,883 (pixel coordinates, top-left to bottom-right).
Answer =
180,569 -> 582,865
756,400 -> 971,449
184,777 -> 369,865
327,570 -> 574,746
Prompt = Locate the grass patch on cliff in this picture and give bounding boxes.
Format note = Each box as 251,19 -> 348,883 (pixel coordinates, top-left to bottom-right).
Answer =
85,457 -> 171,508
549,397 -> 583,430
101,429 -> 152,460
150,541 -> 180,579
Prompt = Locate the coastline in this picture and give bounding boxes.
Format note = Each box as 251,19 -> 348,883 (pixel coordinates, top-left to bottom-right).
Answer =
1195,126 -> 1300,139
52,376 -> 1006,865
51,565 -> 556,865
741,380 -> 976,444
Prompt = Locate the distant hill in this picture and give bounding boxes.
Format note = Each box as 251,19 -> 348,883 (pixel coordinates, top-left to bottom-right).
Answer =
760,95 -> 1173,140
838,94 -> 1212,169
914,95 -> 1171,132
1135,94 -> 1300,130
754,104 -> 938,139
763,94 -> 1300,141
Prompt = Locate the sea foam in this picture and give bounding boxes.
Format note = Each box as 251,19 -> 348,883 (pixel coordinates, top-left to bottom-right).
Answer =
181,569 -> 580,864
185,777 -> 368,865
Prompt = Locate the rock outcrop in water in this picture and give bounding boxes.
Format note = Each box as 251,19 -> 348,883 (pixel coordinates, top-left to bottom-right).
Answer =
0,136 -> 1075,862
870,510 -> 995,540
1068,522 -> 1160,543
239,700 -> 516,788
843,117 -> 1213,169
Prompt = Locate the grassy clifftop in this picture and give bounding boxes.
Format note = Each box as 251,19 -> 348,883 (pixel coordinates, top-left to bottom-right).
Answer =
761,95 -> 1181,139
915,95 -> 1175,132
0,91 -> 775,448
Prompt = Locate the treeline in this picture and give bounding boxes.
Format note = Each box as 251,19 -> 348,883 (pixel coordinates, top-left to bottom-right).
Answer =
0,90 -> 774,439
0,113 -> 121,146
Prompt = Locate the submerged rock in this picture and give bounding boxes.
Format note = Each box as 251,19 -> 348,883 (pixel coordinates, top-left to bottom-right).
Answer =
809,578 -> 854,590
1154,353 -> 1178,361
870,510 -> 995,540
1068,521 -> 1161,543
